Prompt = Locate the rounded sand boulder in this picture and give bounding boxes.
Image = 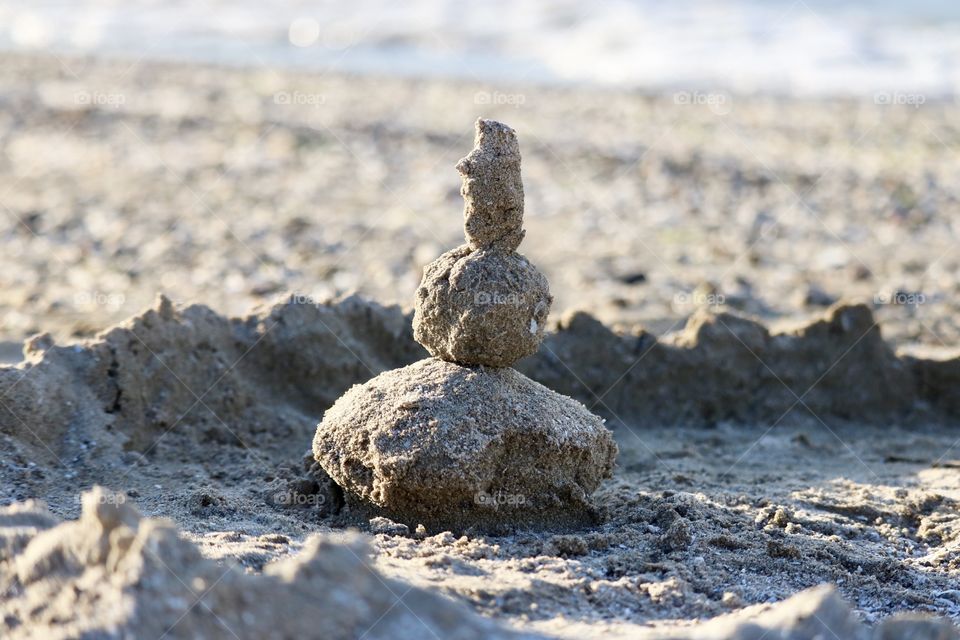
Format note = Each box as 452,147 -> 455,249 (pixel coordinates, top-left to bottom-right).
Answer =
413,245 -> 552,367
312,358 -> 617,532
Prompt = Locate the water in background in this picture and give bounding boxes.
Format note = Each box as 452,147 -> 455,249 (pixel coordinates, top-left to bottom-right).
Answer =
2,0 -> 959,96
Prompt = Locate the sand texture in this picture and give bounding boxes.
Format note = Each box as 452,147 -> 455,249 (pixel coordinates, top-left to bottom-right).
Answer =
313,357 -> 617,532
0,55 -> 958,349
413,118 -> 552,367
1,488 -> 527,640
414,245 -> 552,367
0,294 -> 958,637
1,53 -> 960,638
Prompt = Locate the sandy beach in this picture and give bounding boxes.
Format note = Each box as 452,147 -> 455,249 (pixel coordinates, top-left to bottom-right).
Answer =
1,52 -> 960,638
1,53 -> 958,350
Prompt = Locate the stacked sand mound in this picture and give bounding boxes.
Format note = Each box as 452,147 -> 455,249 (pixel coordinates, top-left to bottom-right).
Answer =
413,119 -> 551,367
313,120 -> 618,532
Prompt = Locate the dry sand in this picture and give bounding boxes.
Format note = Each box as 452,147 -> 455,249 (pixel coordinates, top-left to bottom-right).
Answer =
1,53 -> 959,638
0,294 -> 958,638
0,54 -> 958,348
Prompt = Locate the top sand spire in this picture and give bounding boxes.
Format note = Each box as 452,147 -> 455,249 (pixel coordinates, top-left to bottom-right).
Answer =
457,119 -> 525,252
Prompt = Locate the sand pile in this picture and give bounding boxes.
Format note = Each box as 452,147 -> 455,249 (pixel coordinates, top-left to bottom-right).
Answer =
0,295 -> 958,637
684,585 -> 957,639
523,302 -> 959,426
313,120 -> 617,532
0,487 -> 526,639
2,489 -> 956,639
0,294 -> 957,491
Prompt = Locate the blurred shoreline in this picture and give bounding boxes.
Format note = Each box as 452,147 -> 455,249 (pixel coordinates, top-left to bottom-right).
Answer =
3,0 -> 960,97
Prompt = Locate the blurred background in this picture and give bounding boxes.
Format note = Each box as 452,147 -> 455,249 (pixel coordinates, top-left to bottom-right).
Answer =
0,0 -> 958,355
4,0 -> 960,93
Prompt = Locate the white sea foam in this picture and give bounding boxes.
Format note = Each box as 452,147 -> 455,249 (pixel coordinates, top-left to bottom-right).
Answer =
2,0 -> 959,96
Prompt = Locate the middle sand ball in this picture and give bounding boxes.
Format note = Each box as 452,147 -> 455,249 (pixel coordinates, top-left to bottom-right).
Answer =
414,245 -> 551,367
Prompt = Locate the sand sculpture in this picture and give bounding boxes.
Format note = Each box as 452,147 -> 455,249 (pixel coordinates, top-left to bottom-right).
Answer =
313,119 -> 617,532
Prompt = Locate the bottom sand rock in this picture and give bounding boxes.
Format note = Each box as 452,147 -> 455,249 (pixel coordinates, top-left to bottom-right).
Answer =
313,358 -> 617,532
